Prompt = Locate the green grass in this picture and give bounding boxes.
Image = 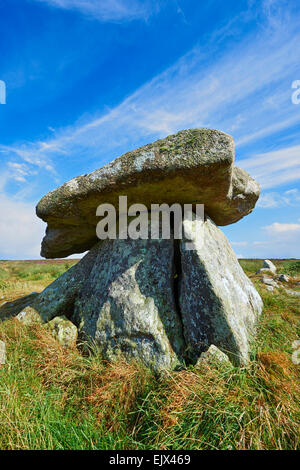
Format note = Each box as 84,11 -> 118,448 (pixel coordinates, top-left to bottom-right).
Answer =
281,260 -> 300,276
239,258 -> 299,275
14,264 -> 69,281
0,260 -> 78,300
0,268 -> 9,280
0,260 -> 76,282
0,259 -> 299,450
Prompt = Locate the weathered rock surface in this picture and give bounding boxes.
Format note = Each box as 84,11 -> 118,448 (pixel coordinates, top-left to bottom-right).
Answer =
285,289 -> 300,297
260,276 -> 278,288
45,316 -> 78,348
276,274 -> 289,282
36,129 -> 260,258
29,248 -> 97,323
0,293 -> 39,322
71,233 -> 185,371
256,268 -> 271,274
263,260 -> 277,272
27,227 -> 185,370
0,340 -> 5,365
179,215 -> 263,365
257,259 -> 277,274
17,306 -> 42,325
196,345 -> 231,366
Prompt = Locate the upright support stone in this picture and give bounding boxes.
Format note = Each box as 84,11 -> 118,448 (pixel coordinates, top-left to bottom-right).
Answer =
30,247 -> 97,323
72,232 -> 186,371
179,216 -> 263,365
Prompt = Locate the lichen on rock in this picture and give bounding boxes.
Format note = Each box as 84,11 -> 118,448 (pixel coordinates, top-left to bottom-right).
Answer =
45,316 -> 78,348
179,215 -> 263,365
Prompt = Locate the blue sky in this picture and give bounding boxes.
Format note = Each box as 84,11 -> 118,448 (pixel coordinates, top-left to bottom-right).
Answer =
0,0 -> 299,259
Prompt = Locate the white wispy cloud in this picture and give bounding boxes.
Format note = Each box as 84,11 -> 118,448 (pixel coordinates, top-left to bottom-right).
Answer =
249,218 -> 300,258
34,0 -> 160,22
257,188 -> 300,208
240,146 -> 300,189
230,241 -> 248,247
3,1 -> 300,193
264,222 -> 300,235
0,194 -> 45,259
6,162 -> 36,183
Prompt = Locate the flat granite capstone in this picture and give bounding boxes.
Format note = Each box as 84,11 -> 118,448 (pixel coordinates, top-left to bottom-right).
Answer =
36,128 -> 260,258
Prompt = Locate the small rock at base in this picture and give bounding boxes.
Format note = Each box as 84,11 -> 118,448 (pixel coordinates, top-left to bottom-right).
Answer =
285,289 -> 300,297
16,306 -> 42,325
196,345 -> 231,366
257,268 -> 273,274
45,316 -> 78,348
260,276 -> 278,287
266,286 -> 274,292
0,340 -> 6,365
276,274 -> 290,283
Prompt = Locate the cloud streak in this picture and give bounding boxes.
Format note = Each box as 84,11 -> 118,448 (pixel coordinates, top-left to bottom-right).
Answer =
257,188 -> 300,208
34,0 -> 159,22
240,146 -> 300,189
246,219 -> 300,259
264,222 -> 300,235
0,194 -> 45,259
